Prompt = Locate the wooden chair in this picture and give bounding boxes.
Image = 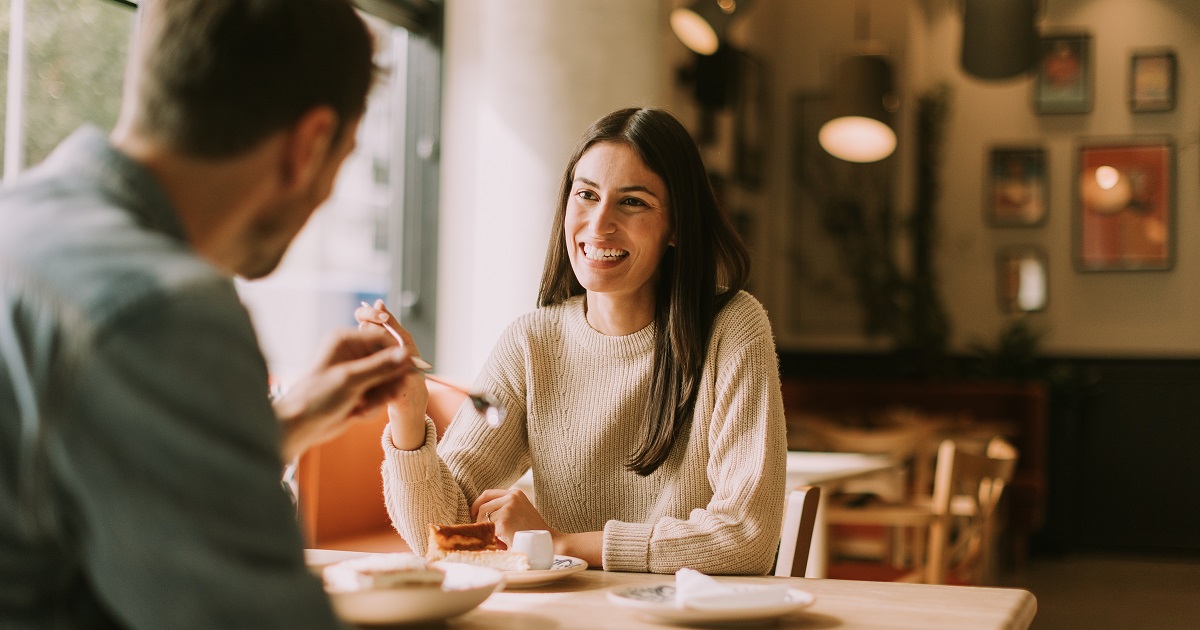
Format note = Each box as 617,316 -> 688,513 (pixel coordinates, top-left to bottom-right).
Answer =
825,437 -> 1019,585
295,376 -> 469,551
803,414 -> 928,564
775,486 -> 821,577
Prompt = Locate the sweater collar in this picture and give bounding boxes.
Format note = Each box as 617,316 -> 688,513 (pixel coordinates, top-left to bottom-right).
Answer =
564,295 -> 656,359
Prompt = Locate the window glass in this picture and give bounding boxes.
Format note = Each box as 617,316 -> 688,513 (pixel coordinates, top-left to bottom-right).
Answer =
237,13 -> 405,385
23,0 -> 132,167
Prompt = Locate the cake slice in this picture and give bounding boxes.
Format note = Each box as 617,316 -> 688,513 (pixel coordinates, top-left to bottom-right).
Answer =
425,522 -> 531,571
322,552 -> 444,591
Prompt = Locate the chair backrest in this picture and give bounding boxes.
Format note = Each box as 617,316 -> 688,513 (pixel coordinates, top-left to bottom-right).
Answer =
775,486 -> 821,577
925,437 -> 1019,584
296,376 -> 470,548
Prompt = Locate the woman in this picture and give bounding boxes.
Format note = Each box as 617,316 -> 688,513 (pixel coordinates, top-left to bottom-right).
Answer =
358,107 -> 787,575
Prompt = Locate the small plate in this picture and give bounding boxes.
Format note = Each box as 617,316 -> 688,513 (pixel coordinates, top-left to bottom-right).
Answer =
500,555 -> 588,588
607,583 -> 815,625
307,552 -> 504,625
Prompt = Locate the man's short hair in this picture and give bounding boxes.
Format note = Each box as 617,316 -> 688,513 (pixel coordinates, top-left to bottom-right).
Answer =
131,0 -> 375,158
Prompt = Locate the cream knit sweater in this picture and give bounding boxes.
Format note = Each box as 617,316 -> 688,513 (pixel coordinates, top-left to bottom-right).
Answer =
380,291 -> 787,575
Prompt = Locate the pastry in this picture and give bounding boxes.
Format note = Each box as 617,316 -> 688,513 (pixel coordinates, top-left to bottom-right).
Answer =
425,522 -> 531,571
322,552 -> 444,591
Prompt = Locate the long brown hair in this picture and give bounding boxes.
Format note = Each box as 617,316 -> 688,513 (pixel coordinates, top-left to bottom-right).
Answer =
537,108 -> 749,476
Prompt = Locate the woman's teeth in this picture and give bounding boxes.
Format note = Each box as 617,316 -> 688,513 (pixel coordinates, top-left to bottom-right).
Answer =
584,245 -> 628,261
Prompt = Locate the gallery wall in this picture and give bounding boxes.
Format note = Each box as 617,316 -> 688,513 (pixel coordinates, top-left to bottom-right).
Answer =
926,0 -> 1200,357
747,0 -> 1200,357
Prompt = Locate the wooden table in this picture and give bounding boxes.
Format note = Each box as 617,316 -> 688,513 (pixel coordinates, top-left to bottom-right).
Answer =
437,568 -> 1037,629
786,451 -> 902,577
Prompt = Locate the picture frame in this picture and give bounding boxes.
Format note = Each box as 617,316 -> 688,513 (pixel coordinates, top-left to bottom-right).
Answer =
996,246 -> 1048,313
1035,33 -> 1092,115
986,146 -> 1048,227
1075,138 -> 1174,272
1129,49 -> 1176,113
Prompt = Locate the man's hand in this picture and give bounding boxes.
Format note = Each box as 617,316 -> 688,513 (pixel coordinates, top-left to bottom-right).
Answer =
273,327 -> 421,461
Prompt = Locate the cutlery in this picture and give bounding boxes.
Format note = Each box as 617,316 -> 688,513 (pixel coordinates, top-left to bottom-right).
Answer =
360,301 -> 505,427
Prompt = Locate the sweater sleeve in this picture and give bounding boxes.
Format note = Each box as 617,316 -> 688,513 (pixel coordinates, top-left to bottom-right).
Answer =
602,294 -> 788,575
380,324 -> 533,553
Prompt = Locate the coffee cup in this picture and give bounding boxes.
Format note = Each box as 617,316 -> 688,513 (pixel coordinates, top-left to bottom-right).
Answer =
511,530 -> 554,570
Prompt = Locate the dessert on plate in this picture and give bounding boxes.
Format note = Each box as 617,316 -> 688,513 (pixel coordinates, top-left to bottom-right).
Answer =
322,552 -> 445,591
425,522 -> 530,571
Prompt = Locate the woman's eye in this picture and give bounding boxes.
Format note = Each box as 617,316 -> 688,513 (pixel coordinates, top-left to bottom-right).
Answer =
622,197 -> 647,207
575,190 -> 598,201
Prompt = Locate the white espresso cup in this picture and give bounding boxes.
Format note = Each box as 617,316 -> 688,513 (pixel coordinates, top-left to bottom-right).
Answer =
511,529 -> 554,570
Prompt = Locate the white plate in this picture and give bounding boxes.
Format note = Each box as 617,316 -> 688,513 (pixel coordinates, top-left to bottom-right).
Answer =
307,553 -> 504,626
607,583 -> 815,625
499,555 -> 588,588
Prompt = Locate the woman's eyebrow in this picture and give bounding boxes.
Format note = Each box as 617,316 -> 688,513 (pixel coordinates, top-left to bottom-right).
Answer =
574,177 -> 660,199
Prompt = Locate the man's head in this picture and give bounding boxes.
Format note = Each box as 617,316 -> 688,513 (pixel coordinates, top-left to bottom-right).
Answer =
126,0 -> 374,158
115,0 -> 375,279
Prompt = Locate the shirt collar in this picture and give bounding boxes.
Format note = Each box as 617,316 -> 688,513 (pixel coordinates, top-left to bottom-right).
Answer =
39,125 -> 186,243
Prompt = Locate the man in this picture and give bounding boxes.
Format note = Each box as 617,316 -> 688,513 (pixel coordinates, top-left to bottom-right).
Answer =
0,1 -> 418,627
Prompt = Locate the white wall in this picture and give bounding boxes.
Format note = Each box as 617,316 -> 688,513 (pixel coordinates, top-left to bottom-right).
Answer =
435,0 -> 672,383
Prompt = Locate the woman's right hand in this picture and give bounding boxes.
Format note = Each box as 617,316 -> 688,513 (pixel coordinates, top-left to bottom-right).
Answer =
355,299 -> 430,450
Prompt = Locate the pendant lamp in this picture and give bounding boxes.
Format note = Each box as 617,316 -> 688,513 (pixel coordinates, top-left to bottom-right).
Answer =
670,0 -> 752,56
818,2 -> 897,164
819,52 -> 898,163
961,0 -> 1039,79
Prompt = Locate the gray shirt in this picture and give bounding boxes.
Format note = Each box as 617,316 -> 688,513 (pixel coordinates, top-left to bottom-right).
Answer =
0,127 -> 342,629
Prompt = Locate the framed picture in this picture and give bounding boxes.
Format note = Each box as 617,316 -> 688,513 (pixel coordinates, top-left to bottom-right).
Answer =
1035,33 -> 1092,114
996,246 -> 1048,313
1130,49 -> 1176,112
987,147 -> 1048,227
1075,138 -> 1174,272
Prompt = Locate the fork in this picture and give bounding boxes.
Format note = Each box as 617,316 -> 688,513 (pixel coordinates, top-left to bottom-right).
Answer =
360,301 -> 506,427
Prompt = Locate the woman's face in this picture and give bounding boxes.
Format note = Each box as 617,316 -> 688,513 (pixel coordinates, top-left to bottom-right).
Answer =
565,142 -> 672,307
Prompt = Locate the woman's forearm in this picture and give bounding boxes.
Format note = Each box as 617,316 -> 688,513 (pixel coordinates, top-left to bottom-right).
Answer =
554,531 -> 603,568
387,403 -> 429,451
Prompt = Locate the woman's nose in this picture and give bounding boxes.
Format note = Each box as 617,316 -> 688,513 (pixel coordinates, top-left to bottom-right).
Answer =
590,199 -> 618,234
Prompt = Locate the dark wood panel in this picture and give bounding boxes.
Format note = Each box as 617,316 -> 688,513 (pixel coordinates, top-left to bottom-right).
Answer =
778,351 -> 1200,557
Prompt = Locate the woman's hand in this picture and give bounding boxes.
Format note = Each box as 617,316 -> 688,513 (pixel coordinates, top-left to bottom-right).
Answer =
355,300 -> 429,450
471,489 -> 555,548
472,488 -> 604,566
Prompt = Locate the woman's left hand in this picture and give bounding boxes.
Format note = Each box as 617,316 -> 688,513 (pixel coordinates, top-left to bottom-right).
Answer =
471,488 -> 556,547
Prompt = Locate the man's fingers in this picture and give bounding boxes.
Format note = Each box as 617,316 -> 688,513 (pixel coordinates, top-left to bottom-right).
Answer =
336,346 -> 415,394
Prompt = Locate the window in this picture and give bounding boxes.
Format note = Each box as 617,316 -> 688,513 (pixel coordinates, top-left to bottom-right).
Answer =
0,0 -> 443,387
0,0 -> 135,181
236,9 -> 443,385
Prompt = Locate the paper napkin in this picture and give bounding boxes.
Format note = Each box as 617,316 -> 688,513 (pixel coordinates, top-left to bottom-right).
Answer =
674,567 -> 791,610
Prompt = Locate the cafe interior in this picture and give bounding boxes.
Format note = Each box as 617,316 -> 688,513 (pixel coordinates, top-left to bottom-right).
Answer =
241,0 -> 1200,627
29,0 -> 1195,627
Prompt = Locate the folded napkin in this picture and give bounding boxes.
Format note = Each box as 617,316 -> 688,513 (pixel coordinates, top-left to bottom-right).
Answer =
674,568 -> 791,610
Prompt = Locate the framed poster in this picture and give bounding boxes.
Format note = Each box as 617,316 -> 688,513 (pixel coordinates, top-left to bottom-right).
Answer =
1035,33 -> 1092,114
987,146 -> 1047,227
996,246 -> 1048,313
1075,138 -> 1174,272
1129,49 -> 1176,113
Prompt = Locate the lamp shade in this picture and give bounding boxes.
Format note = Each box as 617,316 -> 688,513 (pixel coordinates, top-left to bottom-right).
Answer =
671,0 -> 745,56
961,0 -> 1038,79
672,0 -> 753,55
819,54 -> 897,163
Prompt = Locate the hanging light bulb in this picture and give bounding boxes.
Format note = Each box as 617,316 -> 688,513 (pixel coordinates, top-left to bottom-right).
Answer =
961,0 -> 1039,80
819,53 -> 898,163
670,0 -> 748,56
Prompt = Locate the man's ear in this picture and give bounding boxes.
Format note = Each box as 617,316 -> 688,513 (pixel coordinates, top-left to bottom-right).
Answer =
280,106 -> 338,192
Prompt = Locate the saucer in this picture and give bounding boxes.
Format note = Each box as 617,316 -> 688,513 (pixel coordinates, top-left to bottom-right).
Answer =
607,583 -> 815,625
500,555 -> 588,588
